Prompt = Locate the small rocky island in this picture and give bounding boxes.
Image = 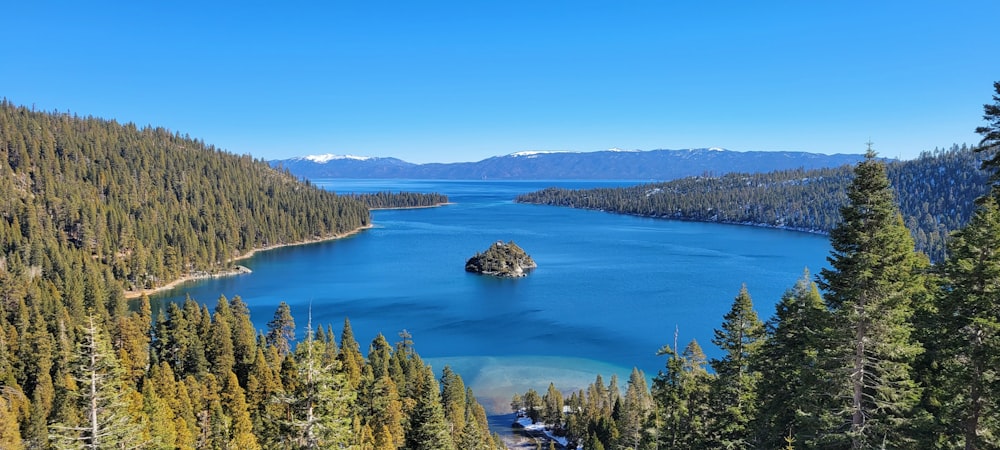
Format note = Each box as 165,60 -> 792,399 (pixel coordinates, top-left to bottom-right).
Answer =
465,241 -> 537,278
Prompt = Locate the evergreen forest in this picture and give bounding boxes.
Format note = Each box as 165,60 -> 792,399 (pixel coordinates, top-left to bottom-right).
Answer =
2,78 -> 1000,449
348,192 -> 449,210
0,101 -> 503,448
0,100 -> 372,295
516,144 -> 989,262
508,82 -> 1000,449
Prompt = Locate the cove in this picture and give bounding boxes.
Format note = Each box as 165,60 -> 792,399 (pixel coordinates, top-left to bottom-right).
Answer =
149,179 -> 831,413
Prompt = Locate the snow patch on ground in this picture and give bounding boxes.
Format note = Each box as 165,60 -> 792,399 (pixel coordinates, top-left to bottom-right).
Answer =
515,415 -> 576,449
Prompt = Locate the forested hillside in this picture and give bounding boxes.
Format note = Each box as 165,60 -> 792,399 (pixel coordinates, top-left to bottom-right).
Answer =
510,83 -> 1000,449
0,100 -> 370,294
511,147 -> 1000,449
517,144 -> 988,262
0,102 -> 504,448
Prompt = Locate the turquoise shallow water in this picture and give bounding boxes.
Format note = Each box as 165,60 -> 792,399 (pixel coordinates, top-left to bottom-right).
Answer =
150,179 -> 831,413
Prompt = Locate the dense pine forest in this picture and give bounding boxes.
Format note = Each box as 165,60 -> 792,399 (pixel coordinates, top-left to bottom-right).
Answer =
509,82 -> 1000,449
0,100 -> 371,295
516,144 -> 988,262
3,80 -> 1000,449
514,149 -> 1000,450
348,192 -> 449,210
0,102 -> 504,448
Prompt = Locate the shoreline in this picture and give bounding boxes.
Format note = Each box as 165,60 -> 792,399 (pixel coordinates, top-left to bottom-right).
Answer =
514,201 -> 830,236
369,201 -> 452,211
123,224 -> 373,299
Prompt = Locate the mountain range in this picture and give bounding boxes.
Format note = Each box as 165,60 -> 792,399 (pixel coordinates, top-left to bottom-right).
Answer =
270,148 -> 869,180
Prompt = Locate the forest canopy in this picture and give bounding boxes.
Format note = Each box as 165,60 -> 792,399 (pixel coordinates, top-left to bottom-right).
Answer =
0,100 -> 371,295
0,101 -> 505,449
516,144 -> 988,262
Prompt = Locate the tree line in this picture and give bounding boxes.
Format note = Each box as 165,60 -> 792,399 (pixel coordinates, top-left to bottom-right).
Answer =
516,144 -> 989,263
508,82 -> 1000,449
347,192 -> 449,210
0,292 -> 505,449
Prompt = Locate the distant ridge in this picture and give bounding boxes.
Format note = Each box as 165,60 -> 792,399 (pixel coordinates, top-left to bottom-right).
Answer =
271,148 -> 867,180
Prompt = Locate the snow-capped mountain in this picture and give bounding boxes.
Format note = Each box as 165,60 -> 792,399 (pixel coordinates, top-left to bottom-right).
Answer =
270,148 -> 867,180
298,154 -> 374,163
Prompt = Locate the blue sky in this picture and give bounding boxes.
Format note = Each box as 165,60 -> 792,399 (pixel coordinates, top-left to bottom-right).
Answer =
4,1 -> 998,163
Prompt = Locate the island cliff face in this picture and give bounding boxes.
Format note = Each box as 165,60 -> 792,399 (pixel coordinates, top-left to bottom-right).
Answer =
465,241 -> 537,277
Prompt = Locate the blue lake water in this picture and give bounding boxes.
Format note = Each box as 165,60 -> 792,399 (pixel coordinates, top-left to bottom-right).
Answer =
149,179 -> 831,413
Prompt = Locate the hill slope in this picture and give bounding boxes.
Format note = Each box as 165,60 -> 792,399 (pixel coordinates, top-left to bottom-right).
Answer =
272,148 -> 867,180
0,100 -> 370,297
516,145 -> 987,262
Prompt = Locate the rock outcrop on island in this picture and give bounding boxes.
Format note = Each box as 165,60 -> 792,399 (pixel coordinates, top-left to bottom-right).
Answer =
465,241 -> 537,278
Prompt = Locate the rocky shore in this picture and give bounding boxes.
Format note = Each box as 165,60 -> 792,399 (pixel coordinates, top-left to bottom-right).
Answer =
465,241 -> 537,278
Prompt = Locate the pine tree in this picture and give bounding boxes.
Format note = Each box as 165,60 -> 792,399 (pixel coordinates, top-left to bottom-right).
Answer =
141,381 -> 177,449
222,371 -> 261,450
406,366 -> 456,450
522,388 -> 542,424
708,284 -> 766,449
23,308 -> 56,447
975,81 -> 1000,186
373,424 -> 396,450
265,301 -> 295,357
285,317 -> 352,448
208,312 -> 236,378
542,382 -> 564,429
229,296 -> 258,384
246,346 -> 283,448
460,388 -> 497,450
49,316 -> 145,449
653,338 -> 713,449
935,196 -> 1000,449
816,147 -> 928,449
510,393 -> 522,415
367,333 -> 392,380
755,269 -> 834,448
0,385 -> 27,450
337,317 -> 364,390
619,367 -> 653,450
440,366 -> 468,442
366,372 -> 405,449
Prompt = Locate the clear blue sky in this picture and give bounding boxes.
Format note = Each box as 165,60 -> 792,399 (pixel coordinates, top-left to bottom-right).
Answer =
4,1 -> 998,163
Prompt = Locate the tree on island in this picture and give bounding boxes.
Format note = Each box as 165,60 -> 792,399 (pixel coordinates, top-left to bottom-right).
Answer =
465,241 -> 537,278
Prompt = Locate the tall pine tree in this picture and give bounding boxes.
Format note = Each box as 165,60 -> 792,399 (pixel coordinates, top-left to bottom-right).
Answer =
281,313 -> 353,449
406,367 -> 455,450
49,316 -> 145,449
816,147 -> 928,449
652,338 -> 713,449
265,302 -> 295,357
708,284 -> 765,449
755,269 -> 834,448
934,196 -> 1000,449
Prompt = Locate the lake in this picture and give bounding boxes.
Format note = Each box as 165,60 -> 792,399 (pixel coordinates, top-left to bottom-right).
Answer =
149,179 -> 831,414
